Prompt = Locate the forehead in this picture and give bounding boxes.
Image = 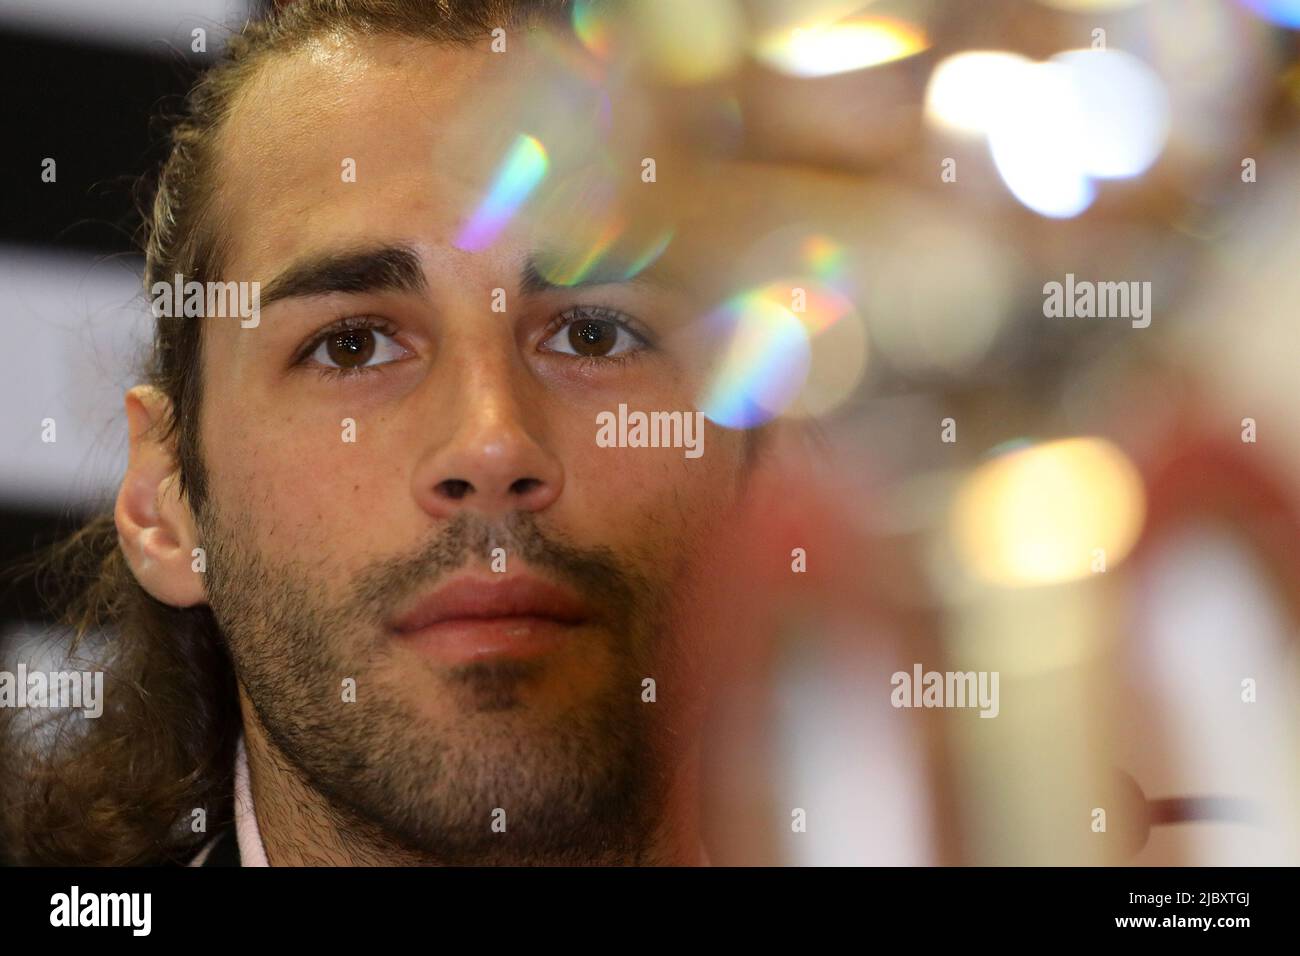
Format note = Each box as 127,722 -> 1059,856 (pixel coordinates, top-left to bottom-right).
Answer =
214,33 -> 545,279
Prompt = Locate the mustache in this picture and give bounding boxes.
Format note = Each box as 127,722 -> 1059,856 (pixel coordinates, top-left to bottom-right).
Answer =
346,511 -> 642,627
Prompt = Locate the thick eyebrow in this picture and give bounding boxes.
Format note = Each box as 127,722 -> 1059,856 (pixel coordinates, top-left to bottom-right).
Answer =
518,254 -> 675,298
260,244 -> 426,307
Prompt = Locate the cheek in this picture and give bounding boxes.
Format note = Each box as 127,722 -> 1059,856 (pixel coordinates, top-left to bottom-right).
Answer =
560,424 -> 745,563
201,399 -> 411,559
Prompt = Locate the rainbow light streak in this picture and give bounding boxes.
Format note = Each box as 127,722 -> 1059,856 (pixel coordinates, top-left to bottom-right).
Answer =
619,229 -> 674,281
700,277 -> 859,427
701,292 -> 811,428
455,135 -> 549,252
539,218 -> 626,287
802,234 -> 846,284
573,0 -> 616,58
792,285 -> 852,336
1237,0 -> 1300,27
537,226 -> 674,287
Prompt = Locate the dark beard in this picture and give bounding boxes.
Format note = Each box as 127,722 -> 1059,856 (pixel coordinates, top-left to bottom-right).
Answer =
200,507 -> 690,865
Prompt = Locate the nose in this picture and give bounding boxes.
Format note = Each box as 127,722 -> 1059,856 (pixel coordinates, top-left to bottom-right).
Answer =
411,359 -> 563,521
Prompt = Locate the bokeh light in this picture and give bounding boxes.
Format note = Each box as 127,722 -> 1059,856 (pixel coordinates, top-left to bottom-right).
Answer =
860,214 -> 1018,376
754,16 -> 929,77
628,0 -> 746,84
936,48 -> 1171,217
987,61 -> 1098,218
1052,48 -> 1170,180
697,275 -> 865,427
924,51 -> 1033,137
698,285 -> 812,428
790,285 -> 867,418
802,233 -> 846,283
950,437 -> 1147,588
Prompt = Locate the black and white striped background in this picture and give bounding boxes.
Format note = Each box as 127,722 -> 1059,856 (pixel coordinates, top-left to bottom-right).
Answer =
0,2 -> 278,638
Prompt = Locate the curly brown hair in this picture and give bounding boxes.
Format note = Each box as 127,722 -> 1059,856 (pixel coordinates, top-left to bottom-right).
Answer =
1,0 -> 569,867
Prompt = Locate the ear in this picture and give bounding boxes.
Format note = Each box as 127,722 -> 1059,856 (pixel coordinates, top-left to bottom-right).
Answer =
114,384 -> 207,608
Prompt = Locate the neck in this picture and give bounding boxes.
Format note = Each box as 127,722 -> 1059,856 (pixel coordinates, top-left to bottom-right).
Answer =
238,699 -> 705,866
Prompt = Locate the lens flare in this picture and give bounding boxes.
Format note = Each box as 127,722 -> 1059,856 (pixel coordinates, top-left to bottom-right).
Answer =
537,218 -> 625,286
697,279 -> 864,427
455,134 -> 549,252
925,51 -> 1034,136
1052,48 -> 1170,180
699,288 -> 811,429
981,50 -> 1169,217
988,62 -> 1096,218
950,437 -> 1147,588
572,0 -> 616,58
619,229 -> 674,281
1238,0 -> 1300,28
528,168 -> 674,287
802,234 -> 846,283
790,286 -> 867,417
755,16 -> 929,78
862,215 -> 1015,375
534,222 -> 674,287
631,0 -> 746,84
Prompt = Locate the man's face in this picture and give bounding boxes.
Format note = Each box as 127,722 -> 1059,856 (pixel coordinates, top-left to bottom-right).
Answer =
193,32 -> 748,862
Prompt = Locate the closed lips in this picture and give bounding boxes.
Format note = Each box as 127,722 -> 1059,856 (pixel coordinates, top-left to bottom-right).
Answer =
388,575 -> 589,633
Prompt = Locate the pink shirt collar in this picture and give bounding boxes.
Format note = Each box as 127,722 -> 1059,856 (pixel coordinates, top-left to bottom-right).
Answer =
188,734 -> 268,866
194,734 -> 708,865
231,734 -> 270,866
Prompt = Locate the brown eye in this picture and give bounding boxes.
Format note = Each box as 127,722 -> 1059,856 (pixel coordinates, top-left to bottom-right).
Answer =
304,322 -> 408,374
567,318 -> 617,357
326,329 -> 376,368
539,308 -> 647,361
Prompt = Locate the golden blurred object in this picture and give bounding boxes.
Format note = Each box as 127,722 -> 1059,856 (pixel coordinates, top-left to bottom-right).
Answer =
950,438 -> 1147,587
754,15 -> 928,77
